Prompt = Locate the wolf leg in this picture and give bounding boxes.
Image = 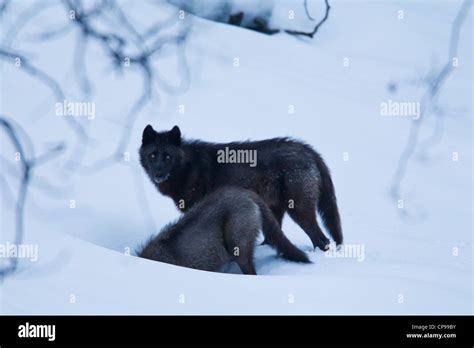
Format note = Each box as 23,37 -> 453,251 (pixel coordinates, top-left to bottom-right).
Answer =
231,237 -> 258,275
223,213 -> 259,275
287,204 -> 330,251
260,206 -> 285,245
235,250 -> 257,275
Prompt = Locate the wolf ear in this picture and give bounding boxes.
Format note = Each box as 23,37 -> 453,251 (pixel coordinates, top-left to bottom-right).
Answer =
142,125 -> 156,145
168,125 -> 181,146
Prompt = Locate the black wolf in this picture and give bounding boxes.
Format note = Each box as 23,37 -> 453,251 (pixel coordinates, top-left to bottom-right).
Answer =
139,125 -> 343,251
138,187 -> 310,274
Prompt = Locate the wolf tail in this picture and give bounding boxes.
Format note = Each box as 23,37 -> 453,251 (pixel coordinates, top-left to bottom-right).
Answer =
255,198 -> 311,263
314,152 -> 343,246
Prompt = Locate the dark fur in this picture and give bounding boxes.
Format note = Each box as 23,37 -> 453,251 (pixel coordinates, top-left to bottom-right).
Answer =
138,187 -> 310,275
139,125 -> 343,250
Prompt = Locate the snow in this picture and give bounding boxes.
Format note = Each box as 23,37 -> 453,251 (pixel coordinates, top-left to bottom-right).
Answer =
0,0 -> 472,314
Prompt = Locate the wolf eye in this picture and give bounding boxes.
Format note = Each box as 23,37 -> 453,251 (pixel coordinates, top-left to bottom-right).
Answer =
164,154 -> 171,161
149,153 -> 156,160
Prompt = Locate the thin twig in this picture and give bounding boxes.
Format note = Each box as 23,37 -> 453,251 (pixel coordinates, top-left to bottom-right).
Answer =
286,0 -> 330,38
304,0 -> 316,21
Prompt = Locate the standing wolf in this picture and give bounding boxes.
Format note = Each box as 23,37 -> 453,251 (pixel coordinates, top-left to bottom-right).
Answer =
138,187 -> 310,274
139,125 -> 343,251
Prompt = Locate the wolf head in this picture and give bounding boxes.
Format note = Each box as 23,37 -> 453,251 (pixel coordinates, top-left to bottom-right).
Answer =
139,125 -> 184,184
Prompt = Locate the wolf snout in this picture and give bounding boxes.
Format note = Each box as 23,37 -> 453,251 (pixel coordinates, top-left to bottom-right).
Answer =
153,173 -> 169,184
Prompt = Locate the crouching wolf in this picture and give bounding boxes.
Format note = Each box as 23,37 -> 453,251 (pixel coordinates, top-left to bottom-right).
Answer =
138,187 -> 310,275
139,125 -> 343,251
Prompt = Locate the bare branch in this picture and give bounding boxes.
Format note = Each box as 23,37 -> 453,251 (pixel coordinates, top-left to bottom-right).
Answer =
0,47 -> 88,142
390,0 -> 471,207
26,23 -> 73,42
304,0 -> 316,21
2,2 -> 56,48
286,0 -> 330,38
73,31 -> 92,95
0,116 -> 69,278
